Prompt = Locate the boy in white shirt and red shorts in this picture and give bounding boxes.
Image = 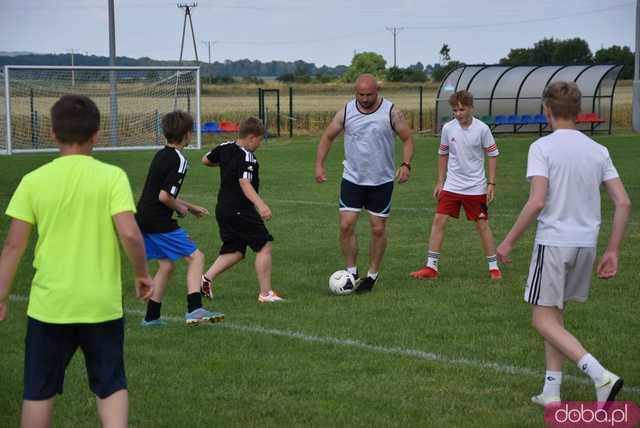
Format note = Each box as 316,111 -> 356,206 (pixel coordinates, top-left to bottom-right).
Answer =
411,90 -> 502,280
497,81 -> 631,407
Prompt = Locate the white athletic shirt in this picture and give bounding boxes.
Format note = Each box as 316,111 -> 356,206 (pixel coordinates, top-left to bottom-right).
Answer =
342,98 -> 396,186
527,129 -> 619,247
439,118 -> 499,195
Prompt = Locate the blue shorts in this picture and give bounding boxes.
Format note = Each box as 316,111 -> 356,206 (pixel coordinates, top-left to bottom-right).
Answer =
24,317 -> 127,400
143,228 -> 198,261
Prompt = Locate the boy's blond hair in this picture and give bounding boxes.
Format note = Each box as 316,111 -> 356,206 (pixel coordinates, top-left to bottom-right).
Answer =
542,81 -> 581,121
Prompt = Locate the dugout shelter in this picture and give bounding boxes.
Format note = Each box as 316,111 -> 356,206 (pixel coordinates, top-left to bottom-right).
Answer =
435,64 -> 624,135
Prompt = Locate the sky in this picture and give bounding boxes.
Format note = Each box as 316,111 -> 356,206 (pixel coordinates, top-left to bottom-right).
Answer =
0,0 -> 635,67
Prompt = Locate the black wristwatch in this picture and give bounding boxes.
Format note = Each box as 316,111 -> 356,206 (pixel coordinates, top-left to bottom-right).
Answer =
400,162 -> 411,171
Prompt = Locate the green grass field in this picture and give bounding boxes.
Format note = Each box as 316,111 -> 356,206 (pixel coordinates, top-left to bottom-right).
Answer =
0,134 -> 638,427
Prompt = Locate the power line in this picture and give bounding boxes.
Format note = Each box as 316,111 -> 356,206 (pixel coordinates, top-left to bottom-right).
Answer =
405,3 -> 633,30
204,3 -> 632,47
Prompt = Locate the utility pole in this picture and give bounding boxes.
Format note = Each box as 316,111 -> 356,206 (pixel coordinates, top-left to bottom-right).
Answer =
70,48 -> 75,86
108,0 -> 117,146
177,2 -> 199,64
201,40 -> 217,65
633,0 -> 640,132
385,26 -> 404,67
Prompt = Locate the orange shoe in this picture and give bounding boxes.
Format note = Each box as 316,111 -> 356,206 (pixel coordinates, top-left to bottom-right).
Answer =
489,269 -> 502,280
410,267 -> 439,278
258,290 -> 286,303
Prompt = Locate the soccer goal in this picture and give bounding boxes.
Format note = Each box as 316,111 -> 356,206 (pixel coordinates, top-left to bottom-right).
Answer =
1,65 -> 201,154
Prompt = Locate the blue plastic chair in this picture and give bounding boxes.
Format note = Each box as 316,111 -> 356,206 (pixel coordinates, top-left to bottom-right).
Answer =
202,121 -> 222,133
507,115 -> 519,125
533,114 -> 547,124
494,115 -> 509,126
519,115 -> 534,125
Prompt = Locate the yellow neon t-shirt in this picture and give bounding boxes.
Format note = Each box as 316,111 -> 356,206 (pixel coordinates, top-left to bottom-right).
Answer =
6,155 -> 136,323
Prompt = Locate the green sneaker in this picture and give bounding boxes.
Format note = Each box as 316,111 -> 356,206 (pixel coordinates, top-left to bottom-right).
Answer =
141,318 -> 168,327
185,307 -> 225,325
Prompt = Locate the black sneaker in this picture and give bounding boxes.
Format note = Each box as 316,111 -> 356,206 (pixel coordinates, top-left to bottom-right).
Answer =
356,276 -> 377,293
351,272 -> 360,287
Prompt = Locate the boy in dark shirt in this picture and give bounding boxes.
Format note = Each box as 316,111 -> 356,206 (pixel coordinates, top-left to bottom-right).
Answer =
136,110 -> 224,325
201,117 -> 284,303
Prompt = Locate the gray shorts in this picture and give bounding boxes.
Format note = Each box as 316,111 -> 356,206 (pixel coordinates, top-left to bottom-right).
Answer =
523,245 -> 596,309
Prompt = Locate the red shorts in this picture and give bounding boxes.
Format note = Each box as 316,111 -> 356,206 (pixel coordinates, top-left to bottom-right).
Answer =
437,190 -> 489,221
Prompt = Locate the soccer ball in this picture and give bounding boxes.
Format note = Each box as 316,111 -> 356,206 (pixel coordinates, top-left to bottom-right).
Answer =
328,270 -> 356,295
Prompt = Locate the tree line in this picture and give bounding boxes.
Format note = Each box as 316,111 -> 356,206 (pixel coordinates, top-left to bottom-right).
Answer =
0,37 -> 634,83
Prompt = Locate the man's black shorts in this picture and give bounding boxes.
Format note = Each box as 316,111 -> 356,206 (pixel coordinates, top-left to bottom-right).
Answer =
24,317 -> 127,400
216,206 -> 273,255
339,178 -> 394,217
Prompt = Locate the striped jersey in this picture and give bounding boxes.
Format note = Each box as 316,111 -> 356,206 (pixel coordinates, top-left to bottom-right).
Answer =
136,146 -> 188,233
343,98 -> 396,186
206,141 -> 260,211
439,118 -> 499,195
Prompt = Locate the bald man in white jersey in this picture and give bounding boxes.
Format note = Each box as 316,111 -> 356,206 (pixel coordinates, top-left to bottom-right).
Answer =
315,74 -> 414,293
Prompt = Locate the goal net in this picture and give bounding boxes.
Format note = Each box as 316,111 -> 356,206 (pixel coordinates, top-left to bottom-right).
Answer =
2,66 -> 200,154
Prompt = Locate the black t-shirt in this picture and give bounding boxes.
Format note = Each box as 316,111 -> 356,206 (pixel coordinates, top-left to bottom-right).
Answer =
136,146 -> 188,233
206,141 -> 260,211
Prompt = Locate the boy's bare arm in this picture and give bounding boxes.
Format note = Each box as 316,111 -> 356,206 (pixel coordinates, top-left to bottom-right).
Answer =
112,212 -> 153,301
597,178 -> 631,279
159,190 -> 188,217
433,155 -> 448,198
176,197 -> 209,218
496,176 -> 548,263
0,219 -> 32,320
239,178 -> 271,220
487,156 -> 498,204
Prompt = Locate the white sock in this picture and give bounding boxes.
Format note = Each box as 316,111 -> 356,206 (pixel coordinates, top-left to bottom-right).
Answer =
367,271 -> 378,280
347,266 -> 358,277
426,250 -> 440,271
542,370 -> 562,398
487,255 -> 498,271
578,354 -> 605,385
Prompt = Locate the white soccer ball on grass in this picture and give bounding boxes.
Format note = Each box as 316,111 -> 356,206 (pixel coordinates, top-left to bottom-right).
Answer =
328,270 -> 356,295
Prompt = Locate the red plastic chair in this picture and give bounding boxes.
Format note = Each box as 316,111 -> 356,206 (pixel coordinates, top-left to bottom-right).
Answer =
577,112 -> 604,124
585,112 -> 604,124
220,121 -> 240,132
575,113 -> 589,123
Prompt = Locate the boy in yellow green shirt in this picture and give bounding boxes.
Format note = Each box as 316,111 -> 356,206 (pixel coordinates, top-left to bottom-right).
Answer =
0,95 -> 153,427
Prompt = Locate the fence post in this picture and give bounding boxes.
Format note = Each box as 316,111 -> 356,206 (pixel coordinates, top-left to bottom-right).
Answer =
30,88 -> 37,148
257,87 -> 263,121
419,86 -> 423,131
289,87 -> 293,138
276,89 -> 281,137
154,110 -> 160,145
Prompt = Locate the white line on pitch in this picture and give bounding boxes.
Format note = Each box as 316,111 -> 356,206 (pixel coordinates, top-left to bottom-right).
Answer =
8,294 -> 640,395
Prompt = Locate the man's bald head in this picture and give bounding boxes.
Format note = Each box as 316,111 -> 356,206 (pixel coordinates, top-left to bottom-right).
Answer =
355,74 -> 379,92
354,74 -> 380,110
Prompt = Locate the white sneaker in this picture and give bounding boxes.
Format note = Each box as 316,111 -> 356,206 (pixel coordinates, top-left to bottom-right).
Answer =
258,290 -> 285,303
596,370 -> 624,404
531,393 -> 561,407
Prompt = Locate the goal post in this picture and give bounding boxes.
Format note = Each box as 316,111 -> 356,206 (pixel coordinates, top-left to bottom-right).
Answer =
1,65 -> 201,155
